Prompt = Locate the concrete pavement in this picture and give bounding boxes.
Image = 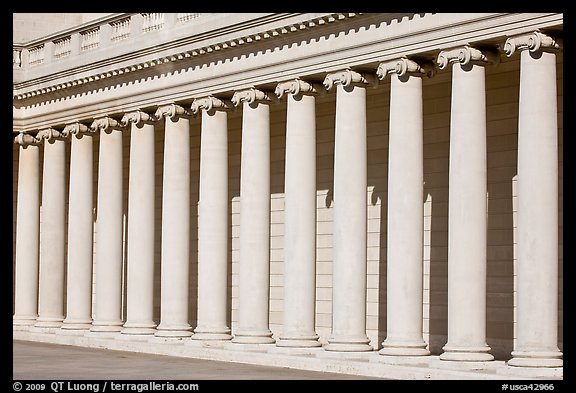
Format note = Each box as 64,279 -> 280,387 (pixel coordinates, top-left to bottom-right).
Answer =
13,340 -> 385,380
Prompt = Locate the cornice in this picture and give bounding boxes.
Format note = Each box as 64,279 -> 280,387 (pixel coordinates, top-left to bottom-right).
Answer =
13,13 -> 360,101
12,13 -> 563,133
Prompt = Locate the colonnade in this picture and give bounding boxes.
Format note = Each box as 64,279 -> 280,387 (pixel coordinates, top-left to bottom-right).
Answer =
13,32 -> 562,367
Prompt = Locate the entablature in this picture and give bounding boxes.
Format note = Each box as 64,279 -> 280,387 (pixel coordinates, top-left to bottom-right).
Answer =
13,12 -> 563,134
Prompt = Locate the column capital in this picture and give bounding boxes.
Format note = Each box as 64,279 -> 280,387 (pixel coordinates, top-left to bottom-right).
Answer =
231,88 -> 273,107
121,110 -> 157,127
61,122 -> 94,137
90,116 -> 125,133
323,69 -> 376,91
14,132 -> 40,146
377,57 -> 435,80
190,96 -> 232,114
36,128 -> 65,142
154,104 -> 190,120
437,45 -> 500,70
275,79 -> 322,99
504,31 -> 562,57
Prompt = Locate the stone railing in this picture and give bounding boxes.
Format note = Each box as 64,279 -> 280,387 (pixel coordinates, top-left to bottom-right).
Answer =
13,13 -> 204,72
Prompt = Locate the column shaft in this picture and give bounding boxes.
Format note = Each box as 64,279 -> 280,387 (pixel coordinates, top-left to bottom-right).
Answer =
155,108 -> 193,338
441,59 -> 493,361
324,72 -> 371,352
91,124 -> 124,332
35,134 -> 66,328
277,84 -> 320,347
193,100 -> 232,341
381,69 -> 429,356
232,91 -> 274,344
62,130 -> 94,330
508,44 -> 562,367
122,116 -> 157,335
13,138 -> 40,326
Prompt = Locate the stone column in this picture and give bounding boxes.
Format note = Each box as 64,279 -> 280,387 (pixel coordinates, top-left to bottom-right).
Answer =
61,123 -> 95,330
121,111 -> 158,335
275,79 -> 321,348
377,58 -> 434,356
323,69 -> 374,352
155,104 -> 193,338
34,128 -> 67,328
437,46 -> 498,361
13,133 -> 41,327
190,96 -> 232,341
504,32 -> 563,368
231,88 -> 275,345
90,117 -> 125,333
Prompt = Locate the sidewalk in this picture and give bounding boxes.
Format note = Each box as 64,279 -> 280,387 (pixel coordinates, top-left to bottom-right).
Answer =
13,340 -> 384,380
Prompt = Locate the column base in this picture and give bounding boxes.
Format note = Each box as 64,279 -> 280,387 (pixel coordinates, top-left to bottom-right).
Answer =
276,333 -> 321,348
154,324 -> 193,338
34,317 -> 64,328
324,335 -> 373,352
90,320 -> 123,332
508,350 -> 563,368
61,318 -> 92,330
379,338 -> 430,356
121,322 -> 157,335
440,344 -> 494,361
232,329 -> 275,344
191,327 -> 232,341
13,315 -> 37,326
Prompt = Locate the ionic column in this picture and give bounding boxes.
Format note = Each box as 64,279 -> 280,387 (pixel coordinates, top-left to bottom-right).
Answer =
121,111 -> 157,335
504,32 -> 563,368
34,128 -> 66,328
437,46 -> 498,361
275,79 -> 321,348
231,88 -> 275,344
190,96 -> 232,341
13,133 -> 41,327
377,58 -> 434,356
155,104 -> 193,338
90,117 -> 125,333
323,69 -> 374,352
61,123 -> 95,330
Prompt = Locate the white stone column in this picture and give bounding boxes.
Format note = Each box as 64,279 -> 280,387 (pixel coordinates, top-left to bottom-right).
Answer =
121,111 -> 157,335
275,79 -> 321,348
437,46 -> 498,361
90,117 -> 125,333
13,133 -> 41,327
190,96 -> 232,341
323,69 -> 373,352
231,88 -> 275,345
155,104 -> 193,338
61,123 -> 95,330
34,128 -> 67,328
504,32 -> 563,368
377,58 -> 434,356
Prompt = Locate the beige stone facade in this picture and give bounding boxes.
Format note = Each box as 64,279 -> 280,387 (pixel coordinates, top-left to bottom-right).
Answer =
13,13 -> 563,378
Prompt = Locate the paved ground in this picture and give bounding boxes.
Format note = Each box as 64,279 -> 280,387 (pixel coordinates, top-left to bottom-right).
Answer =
13,340 -> 386,380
